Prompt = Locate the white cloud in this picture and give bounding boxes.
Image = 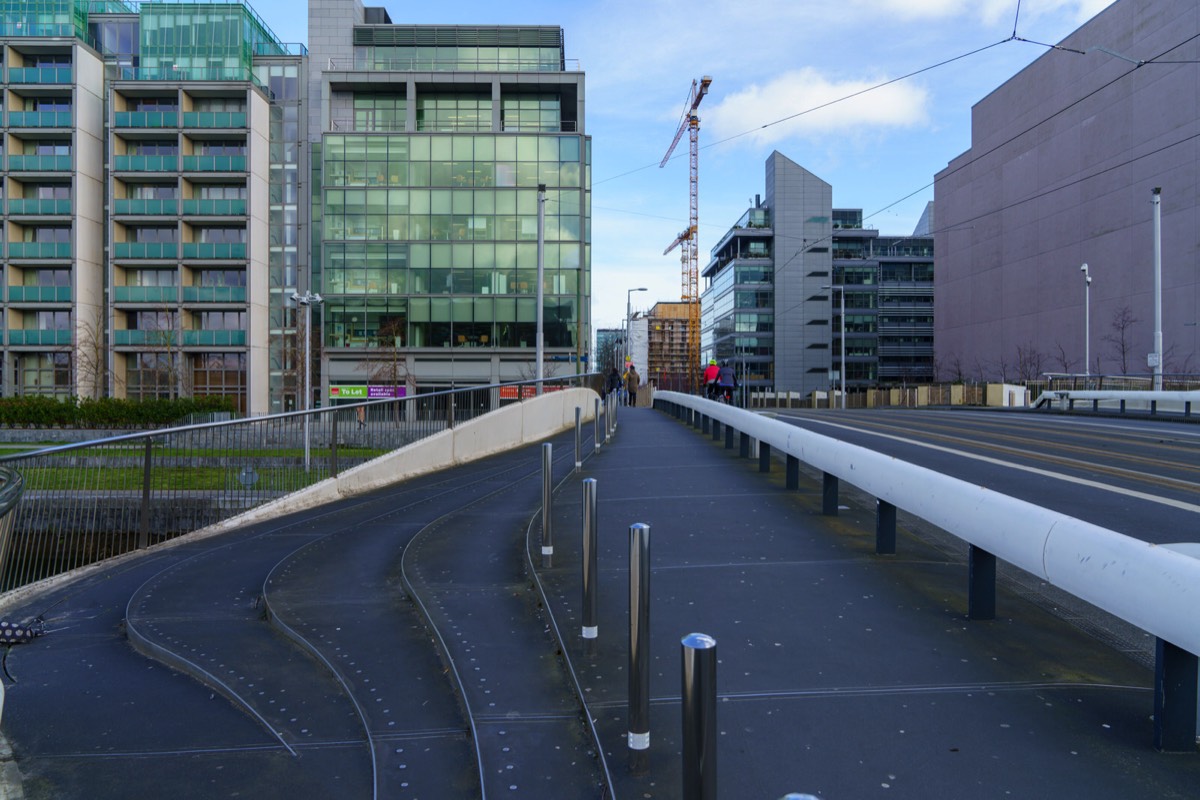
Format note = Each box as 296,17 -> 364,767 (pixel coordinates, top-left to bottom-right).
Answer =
704,68 -> 931,149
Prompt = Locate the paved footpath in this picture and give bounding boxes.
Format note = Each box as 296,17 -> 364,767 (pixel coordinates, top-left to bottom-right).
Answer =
534,402 -> 1200,799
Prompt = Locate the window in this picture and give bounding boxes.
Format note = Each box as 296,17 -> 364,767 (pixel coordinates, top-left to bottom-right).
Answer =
191,352 -> 246,412
195,227 -> 245,243
195,184 -> 246,199
130,226 -> 178,243
126,353 -> 176,401
126,141 -> 178,155
17,353 -> 70,398
194,141 -> 246,156
192,97 -> 245,112
197,310 -> 245,330
127,184 -> 178,199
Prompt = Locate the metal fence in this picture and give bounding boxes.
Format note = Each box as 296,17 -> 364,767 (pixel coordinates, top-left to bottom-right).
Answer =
0,375 -> 601,594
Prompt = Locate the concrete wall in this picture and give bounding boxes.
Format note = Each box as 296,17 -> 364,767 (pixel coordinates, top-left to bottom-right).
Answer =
202,387 -> 600,530
934,0 -> 1200,380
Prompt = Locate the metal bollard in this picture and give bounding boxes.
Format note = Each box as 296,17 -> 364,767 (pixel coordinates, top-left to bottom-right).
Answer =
575,406 -> 582,472
628,522 -> 651,770
542,443 -> 554,568
582,479 -> 599,648
594,397 -> 602,450
681,632 -> 717,800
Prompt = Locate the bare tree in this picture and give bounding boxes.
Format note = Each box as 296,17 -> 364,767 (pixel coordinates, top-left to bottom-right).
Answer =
1015,343 -> 1045,382
1051,342 -> 1076,374
369,317 -> 410,418
1101,305 -> 1138,375
71,315 -> 107,399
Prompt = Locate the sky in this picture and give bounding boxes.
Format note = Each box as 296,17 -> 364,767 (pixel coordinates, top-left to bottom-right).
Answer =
254,0 -> 1118,335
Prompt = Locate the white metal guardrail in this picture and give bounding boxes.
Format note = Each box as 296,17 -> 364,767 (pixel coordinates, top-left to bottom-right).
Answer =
1034,389 -> 1199,416
655,391 -> 1200,752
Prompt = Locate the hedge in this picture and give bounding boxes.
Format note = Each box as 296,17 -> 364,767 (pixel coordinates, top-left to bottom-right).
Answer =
0,396 -> 237,429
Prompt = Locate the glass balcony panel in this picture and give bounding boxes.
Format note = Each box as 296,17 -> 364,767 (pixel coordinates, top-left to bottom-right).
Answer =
7,155 -> 71,171
7,198 -> 71,215
112,330 -> 174,346
181,198 -> 247,216
7,286 -> 71,302
113,111 -> 179,128
8,242 -> 71,259
113,286 -> 179,303
182,285 -> 247,303
113,242 -> 179,259
9,329 -> 70,346
113,155 -> 179,172
113,198 -> 179,216
184,329 -> 246,346
7,67 -> 73,84
182,155 -> 246,172
182,111 -> 247,129
182,242 -> 246,259
7,111 -> 72,127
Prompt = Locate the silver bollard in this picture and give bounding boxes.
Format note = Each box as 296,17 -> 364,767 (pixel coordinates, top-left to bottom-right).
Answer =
575,406 -> 582,471
594,397 -> 602,450
582,479 -> 598,648
542,443 -> 553,568
628,522 -> 651,771
682,632 -> 718,800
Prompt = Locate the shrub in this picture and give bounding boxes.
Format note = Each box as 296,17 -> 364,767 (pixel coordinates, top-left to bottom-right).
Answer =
0,396 -> 237,429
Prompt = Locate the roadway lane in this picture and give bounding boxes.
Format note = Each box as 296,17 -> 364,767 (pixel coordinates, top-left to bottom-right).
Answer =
769,408 -> 1200,545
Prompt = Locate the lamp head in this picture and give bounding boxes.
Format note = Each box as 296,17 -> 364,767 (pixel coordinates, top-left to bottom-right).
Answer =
1080,263 -> 1088,274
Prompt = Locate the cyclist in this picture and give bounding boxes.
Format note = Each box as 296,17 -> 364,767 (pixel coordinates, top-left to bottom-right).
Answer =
716,361 -> 738,404
702,359 -> 720,399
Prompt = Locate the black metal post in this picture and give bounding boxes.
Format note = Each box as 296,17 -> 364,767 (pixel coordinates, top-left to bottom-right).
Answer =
968,544 -> 996,620
138,437 -> 153,549
541,443 -> 554,568
712,419 -> 721,441
331,414 -> 339,477
1154,637 -> 1199,752
575,406 -> 582,472
739,432 -> 750,458
681,632 -> 718,800
629,522 -> 651,771
758,442 -> 771,473
595,397 -> 602,450
822,472 -> 839,516
725,424 -> 734,450
786,455 -> 799,490
875,499 -> 896,555
582,479 -> 599,649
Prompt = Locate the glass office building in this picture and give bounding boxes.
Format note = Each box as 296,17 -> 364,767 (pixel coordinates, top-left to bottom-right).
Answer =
309,3 -> 590,400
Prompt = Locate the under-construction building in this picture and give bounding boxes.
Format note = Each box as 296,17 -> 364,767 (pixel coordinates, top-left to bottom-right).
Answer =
643,300 -> 691,390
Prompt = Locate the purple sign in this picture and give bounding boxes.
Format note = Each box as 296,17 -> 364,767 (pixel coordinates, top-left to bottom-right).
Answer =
368,385 -> 406,398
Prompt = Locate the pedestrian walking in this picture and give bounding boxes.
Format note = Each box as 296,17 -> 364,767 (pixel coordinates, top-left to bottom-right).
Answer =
625,365 -> 640,407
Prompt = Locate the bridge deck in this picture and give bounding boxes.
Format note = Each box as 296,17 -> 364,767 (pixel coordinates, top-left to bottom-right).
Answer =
0,403 -> 1197,798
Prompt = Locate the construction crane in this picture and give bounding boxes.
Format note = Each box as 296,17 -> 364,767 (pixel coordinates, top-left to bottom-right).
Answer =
661,76 -> 711,392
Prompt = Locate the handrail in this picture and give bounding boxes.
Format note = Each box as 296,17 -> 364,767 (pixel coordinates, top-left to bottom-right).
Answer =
655,391 -> 1200,657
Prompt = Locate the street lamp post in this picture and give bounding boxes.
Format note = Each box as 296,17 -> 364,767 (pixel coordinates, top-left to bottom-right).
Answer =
1081,263 -> 1091,376
292,290 -> 323,472
626,287 -> 648,368
823,284 -> 846,409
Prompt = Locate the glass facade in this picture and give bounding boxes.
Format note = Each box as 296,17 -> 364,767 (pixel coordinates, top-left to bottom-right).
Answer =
321,132 -> 587,352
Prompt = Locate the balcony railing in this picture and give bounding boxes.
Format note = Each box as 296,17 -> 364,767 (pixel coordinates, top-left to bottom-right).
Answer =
114,111 -> 179,128
7,198 -> 71,215
184,329 -> 246,346
113,155 -> 179,172
182,155 -> 246,172
8,242 -> 71,259
182,285 -> 247,303
112,330 -> 176,346
7,155 -> 71,171
113,242 -> 179,260
182,112 -> 247,129
112,286 -> 178,303
8,286 -> 71,302
182,242 -> 246,260
8,329 -> 70,346
7,111 -> 72,128
7,67 -> 72,84
113,198 -> 179,216
181,198 -> 246,216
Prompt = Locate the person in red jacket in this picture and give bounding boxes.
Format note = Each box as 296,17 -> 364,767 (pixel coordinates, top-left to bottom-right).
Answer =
702,359 -> 720,399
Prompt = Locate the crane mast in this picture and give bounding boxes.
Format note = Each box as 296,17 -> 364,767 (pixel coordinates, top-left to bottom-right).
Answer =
661,76 -> 711,391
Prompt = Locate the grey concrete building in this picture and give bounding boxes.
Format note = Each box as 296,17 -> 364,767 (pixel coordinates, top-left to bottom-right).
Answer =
701,152 -> 934,398
934,0 -> 1199,381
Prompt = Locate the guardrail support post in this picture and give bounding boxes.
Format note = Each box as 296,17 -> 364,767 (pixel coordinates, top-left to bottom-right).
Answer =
739,432 -> 750,458
331,414 -> 339,477
138,437 -> 153,549
542,443 -> 554,568
1151,400 -> 1158,416
701,414 -> 710,435
759,442 -> 771,473
582,479 -> 599,652
629,522 -> 651,772
968,545 -> 996,620
875,500 -> 896,555
448,395 -> 456,429
693,410 -> 702,430
1092,399 -> 1099,412
822,472 -> 839,516
1120,399 -> 1126,413
681,632 -> 718,800
712,419 -> 722,441
1186,401 -> 1192,417
786,455 -> 800,490
1153,637 -> 1199,752
575,407 -> 583,472
725,424 -> 734,450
